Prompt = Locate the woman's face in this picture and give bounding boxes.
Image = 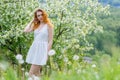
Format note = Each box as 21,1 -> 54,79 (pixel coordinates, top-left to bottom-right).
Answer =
36,11 -> 43,22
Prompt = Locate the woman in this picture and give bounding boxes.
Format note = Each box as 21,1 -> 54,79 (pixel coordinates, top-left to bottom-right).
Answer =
23,8 -> 54,78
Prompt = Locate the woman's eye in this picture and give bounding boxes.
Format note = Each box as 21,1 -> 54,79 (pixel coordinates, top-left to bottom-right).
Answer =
37,14 -> 43,17
37,15 -> 40,17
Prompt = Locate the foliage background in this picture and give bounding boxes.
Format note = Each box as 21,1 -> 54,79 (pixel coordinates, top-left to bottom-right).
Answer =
0,0 -> 120,80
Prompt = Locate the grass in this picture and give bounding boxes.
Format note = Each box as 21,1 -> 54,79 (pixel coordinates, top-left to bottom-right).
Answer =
0,46 -> 120,80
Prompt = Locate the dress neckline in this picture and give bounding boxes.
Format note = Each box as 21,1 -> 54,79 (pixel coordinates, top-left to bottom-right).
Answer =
35,24 -> 47,32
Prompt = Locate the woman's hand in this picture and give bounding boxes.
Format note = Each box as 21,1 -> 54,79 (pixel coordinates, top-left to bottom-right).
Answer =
23,19 -> 34,33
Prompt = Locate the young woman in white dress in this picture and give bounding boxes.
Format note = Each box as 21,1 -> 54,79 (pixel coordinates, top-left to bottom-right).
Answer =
23,8 -> 54,78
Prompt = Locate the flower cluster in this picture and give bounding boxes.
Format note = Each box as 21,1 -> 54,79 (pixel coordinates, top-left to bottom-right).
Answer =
16,54 -> 24,64
48,49 -> 56,56
73,55 -> 79,61
28,75 -> 40,80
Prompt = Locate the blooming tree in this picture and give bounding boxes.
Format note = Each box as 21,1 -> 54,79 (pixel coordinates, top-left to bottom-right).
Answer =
38,0 -> 110,69
0,0 -> 109,70
0,0 -> 39,63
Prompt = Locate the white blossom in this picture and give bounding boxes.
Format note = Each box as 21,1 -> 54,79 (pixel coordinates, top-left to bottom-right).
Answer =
33,75 -> 40,80
21,68 -> 25,71
73,55 -> 79,61
0,61 -> 9,71
48,49 -> 56,56
16,54 -> 23,60
64,57 -> 68,63
75,45 -> 80,49
77,69 -> 81,74
15,54 -> 24,64
46,65 -> 50,68
18,59 -> 24,64
58,55 -> 62,59
28,75 -> 40,80
25,72 -> 29,76
28,77 -> 33,80
61,48 -> 66,53
92,64 -> 96,68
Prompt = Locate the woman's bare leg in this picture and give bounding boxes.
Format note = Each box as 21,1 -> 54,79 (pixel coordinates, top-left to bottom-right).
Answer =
29,64 -> 41,78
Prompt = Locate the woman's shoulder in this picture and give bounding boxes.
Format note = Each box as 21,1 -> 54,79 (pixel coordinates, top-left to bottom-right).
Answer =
46,23 -> 54,29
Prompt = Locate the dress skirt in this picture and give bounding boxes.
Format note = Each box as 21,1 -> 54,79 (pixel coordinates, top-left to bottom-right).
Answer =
26,41 -> 48,65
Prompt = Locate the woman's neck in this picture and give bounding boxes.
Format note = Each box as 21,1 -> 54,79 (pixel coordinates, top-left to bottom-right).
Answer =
40,21 -> 45,25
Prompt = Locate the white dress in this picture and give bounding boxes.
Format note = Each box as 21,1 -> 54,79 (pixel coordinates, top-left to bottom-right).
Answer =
26,24 -> 48,65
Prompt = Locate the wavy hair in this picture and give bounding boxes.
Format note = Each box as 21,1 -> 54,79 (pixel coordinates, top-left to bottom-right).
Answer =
33,9 -> 53,30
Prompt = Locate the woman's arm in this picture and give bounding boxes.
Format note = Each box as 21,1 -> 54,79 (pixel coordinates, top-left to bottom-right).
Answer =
23,20 -> 34,33
48,26 -> 54,52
